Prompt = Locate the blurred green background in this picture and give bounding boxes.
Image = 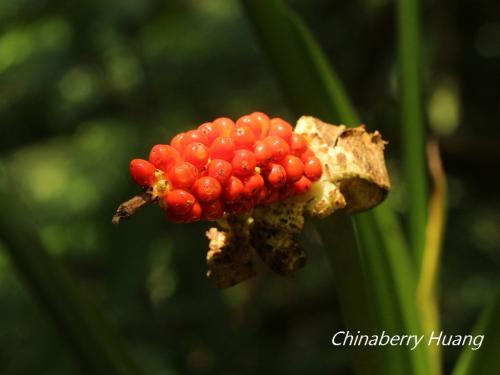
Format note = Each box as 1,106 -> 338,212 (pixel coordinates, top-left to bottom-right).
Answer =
0,0 -> 499,374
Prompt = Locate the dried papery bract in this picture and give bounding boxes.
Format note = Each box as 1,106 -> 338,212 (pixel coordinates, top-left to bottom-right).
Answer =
205,213 -> 256,288
295,116 -> 390,216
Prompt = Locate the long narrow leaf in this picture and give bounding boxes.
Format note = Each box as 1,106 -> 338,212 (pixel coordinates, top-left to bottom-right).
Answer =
241,0 -> 431,374
397,0 -> 428,265
0,188 -> 143,375
240,0 -> 357,125
417,141 -> 447,375
310,215 -> 382,374
452,285 -> 500,375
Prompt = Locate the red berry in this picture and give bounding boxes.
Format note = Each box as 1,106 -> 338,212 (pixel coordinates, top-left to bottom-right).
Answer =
232,149 -> 257,177
130,159 -> 156,187
231,125 -> 256,150
237,114 -> 263,139
253,140 -> 272,166
280,155 -> 304,182
184,201 -> 202,222
268,118 -> 293,142
149,144 -> 180,172
210,137 -> 235,161
208,159 -> 232,184
180,129 -> 209,149
264,163 -> 287,188
170,133 -> 185,152
166,200 -> 202,223
201,200 -> 224,221
193,176 -> 222,202
289,133 -> 308,156
222,176 -> 244,203
263,135 -> 290,162
213,117 -> 235,137
165,189 -> 196,215
300,148 -> 315,162
293,176 -> 312,195
251,112 -> 270,138
242,173 -> 265,198
182,142 -> 209,169
304,157 -> 323,181
168,161 -> 198,188
198,122 -> 222,144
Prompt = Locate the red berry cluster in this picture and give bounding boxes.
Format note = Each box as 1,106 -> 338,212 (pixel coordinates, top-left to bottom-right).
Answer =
129,112 -> 323,223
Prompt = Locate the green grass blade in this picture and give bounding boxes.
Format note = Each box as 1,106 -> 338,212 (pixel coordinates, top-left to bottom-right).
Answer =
0,188 -> 143,375
417,141 -> 447,375
353,212 -> 414,373
240,0 -> 358,125
452,285 -> 500,375
241,0 -> 432,373
397,0 -> 428,265
310,215 -> 382,374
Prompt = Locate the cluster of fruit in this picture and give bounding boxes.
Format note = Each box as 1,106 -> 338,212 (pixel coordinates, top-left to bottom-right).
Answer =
129,112 -> 323,223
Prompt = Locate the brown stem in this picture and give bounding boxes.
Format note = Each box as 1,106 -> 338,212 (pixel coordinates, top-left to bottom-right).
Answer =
112,191 -> 155,225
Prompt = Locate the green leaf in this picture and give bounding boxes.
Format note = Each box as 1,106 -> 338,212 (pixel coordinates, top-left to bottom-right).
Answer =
240,0 -> 358,125
0,187 -> 143,375
241,0 -> 432,373
397,0 -> 428,265
452,285 -> 500,375
309,215 -> 382,374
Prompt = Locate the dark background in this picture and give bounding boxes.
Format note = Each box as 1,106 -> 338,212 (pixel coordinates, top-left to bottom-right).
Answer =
0,0 -> 499,374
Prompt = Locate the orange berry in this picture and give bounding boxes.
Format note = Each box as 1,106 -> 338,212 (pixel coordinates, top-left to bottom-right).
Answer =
263,135 -> 290,162
213,117 -> 235,137
303,157 -> 323,181
170,132 -> 186,152
242,173 -> 265,198
232,149 -> 257,177
166,201 -> 202,223
289,133 -> 308,156
251,112 -> 270,138
198,122 -> 222,144
130,159 -> 156,187
208,159 -> 233,185
253,140 -> 272,166
300,148 -> 315,162
293,176 -> 312,195
184,201 -> 202,222
149,144 -> 180,172
268,118 -> 293,142
210,137 -> 235,161
180,129 -> 209,149
182,142 -> 210,169
193,176 -> 222,202
165,189 -> 196,216
231,126 -> 256,150
237,114 -> 263,139
168,161 -> 198,188
264,163 -> 287,188
222,176 -> 244,203
280,155 -> 304,182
